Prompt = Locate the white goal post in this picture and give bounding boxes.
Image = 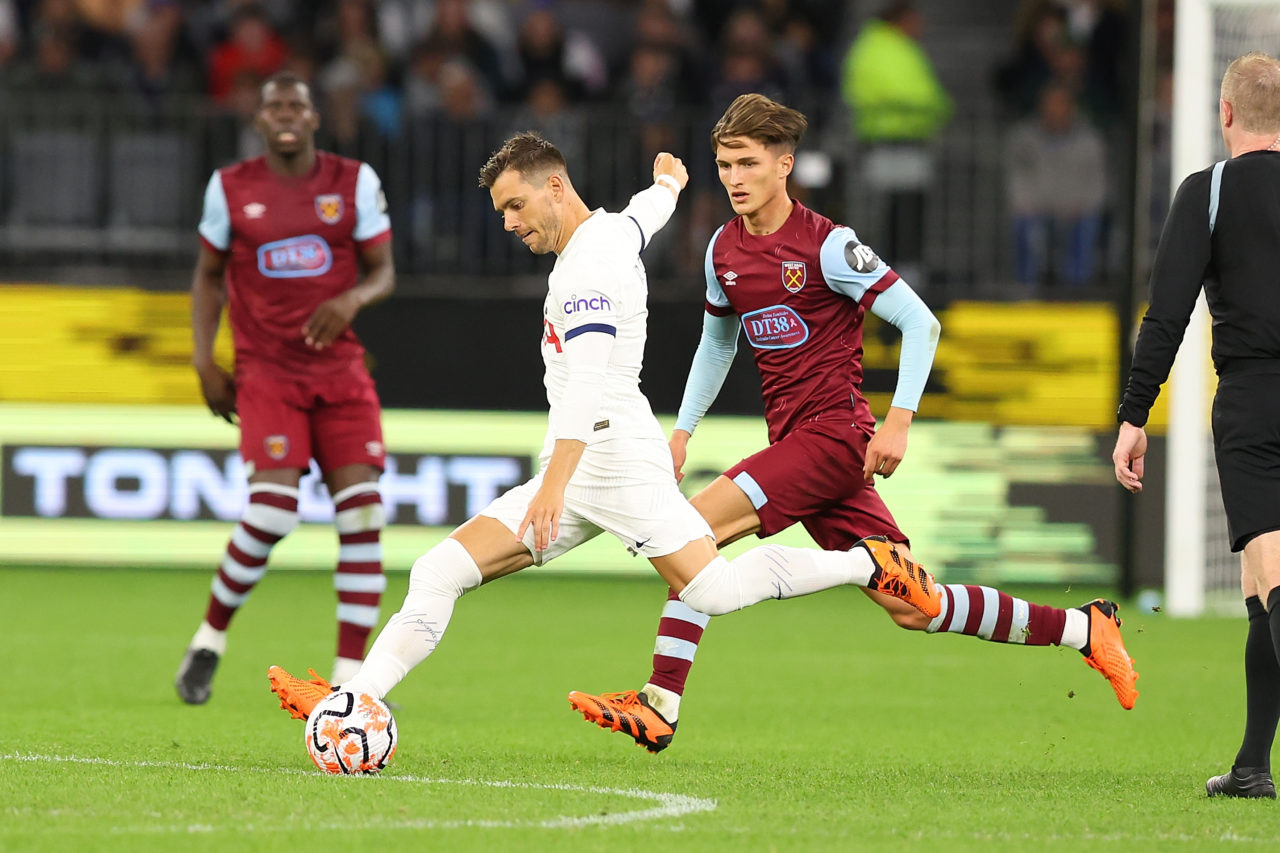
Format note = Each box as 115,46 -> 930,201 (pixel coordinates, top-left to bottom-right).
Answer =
1166,0 -> 1280,615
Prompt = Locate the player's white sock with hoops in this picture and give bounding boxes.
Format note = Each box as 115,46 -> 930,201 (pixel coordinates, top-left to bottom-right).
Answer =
342,538 -> 482,699
678,545 -> 876,616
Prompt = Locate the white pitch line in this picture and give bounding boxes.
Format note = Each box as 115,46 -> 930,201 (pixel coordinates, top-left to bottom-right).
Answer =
2,752 -> 717,831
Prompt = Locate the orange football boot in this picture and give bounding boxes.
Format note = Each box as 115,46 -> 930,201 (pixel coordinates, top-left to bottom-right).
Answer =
857,535 -> 942,619
568,690 -> 676,753
1079,599 -> 1139,710
267,665 -> 335,721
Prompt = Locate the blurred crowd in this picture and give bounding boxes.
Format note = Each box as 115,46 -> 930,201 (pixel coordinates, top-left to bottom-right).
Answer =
0,0 -> 1174,298
0,0 -> 851,134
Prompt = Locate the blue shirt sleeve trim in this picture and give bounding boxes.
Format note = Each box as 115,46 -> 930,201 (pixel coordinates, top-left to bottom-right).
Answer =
627,215 -> 647,252
564,323 -> 618,340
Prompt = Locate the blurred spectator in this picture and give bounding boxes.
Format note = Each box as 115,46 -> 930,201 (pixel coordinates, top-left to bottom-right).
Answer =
508,77 -> 585,165
5,25 -> 99,94
319,41 -> 401,149
410,0 -> 511,103
1006,81 -> 1107,289
0,0 -> 20,68
403,37 -> 449,118
206,3 -> 288,102
994,1 -> 1069,118
117,1 -> 201,110
514,6 -> 607,102
1059,0 -> 1128,125
707,6 -> 789,110
841,0 -> 951,293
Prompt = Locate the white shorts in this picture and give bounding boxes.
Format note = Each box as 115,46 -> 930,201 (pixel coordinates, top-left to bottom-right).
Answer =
480,437 -> 713,565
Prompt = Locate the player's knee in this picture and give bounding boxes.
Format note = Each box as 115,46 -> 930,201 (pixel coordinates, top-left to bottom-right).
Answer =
408,538 -> 483,600
677,556 -> 740,617
332,483 -> 386,533
244,483 -> 301,538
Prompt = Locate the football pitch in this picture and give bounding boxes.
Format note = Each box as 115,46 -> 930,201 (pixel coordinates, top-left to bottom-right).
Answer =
4,566 -> 1279,852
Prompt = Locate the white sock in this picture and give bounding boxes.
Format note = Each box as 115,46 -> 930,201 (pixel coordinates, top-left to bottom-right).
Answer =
343,539 -> 482,700
190,621 -> 226,655
331,656 -> 362,687
1061,608 -> 1089,650
679,545 -> 876,616
641,682 -> 681,722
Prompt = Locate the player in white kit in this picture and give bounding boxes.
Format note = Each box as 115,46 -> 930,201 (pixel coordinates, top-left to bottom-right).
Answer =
268,133 -> 940,739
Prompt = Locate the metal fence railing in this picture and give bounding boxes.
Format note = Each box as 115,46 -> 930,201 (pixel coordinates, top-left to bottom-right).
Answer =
0,93 -> 1035,298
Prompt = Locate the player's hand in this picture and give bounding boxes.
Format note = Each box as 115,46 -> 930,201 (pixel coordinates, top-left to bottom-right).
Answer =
303,291 -> 360,350
517,485 -> 565,554
653,152 -> 688,192
863,410 -> 911,483
669,429 -> 691,483
195,362 -> 237,424
1113,422 -> 1148,493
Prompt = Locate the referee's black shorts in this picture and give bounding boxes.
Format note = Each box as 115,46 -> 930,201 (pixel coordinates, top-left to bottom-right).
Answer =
1212,369 -> 1280,551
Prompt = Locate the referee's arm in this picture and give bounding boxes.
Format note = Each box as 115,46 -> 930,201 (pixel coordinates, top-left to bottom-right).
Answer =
1118,170 -> 1215,428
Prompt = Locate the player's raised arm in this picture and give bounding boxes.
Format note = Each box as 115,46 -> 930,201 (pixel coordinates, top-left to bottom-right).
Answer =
619,152 -> 687,252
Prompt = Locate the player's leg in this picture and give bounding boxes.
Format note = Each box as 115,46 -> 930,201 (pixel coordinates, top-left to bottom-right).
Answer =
270,475 -> 599,718
324,464 -> 386,686
312,369 -> 390,684
639,475 -> 761,726
176,375 -> 310,704
1208,534 -> 1280,798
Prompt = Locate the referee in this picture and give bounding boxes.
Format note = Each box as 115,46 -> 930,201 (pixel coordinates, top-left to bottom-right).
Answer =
1114,51 -> 1280,799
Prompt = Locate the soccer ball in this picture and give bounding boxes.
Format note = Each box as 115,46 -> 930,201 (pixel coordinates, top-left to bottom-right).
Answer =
304,690 -> 397,775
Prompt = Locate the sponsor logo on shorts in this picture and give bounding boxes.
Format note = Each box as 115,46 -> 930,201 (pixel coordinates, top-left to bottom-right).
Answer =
257,234 -> 333,278
782,261 -> 807,293
315,194 -> 343,224
741,305 -> 810,350
563,294 -> 612,314
265,435 -> 289,460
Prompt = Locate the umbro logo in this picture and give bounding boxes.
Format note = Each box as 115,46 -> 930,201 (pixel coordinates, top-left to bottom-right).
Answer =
244,202 -> 266,218
722,271 -> 738,285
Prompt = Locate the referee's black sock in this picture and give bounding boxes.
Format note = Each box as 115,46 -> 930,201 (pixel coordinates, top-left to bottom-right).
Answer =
1234,595 -> 1280,771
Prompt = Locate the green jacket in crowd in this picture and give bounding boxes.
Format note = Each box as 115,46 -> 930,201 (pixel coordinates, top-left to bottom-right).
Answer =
842,19 -> 953,143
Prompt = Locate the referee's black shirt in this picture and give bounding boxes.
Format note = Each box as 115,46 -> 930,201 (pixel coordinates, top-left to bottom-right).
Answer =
1119,150 -> 1280,427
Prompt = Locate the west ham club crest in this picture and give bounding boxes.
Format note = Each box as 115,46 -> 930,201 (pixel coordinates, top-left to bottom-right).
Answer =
782,261 -> 807,293
315,194 -> 343,224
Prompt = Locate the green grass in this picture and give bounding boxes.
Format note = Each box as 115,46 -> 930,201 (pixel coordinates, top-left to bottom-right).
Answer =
2,566 -> 1278,852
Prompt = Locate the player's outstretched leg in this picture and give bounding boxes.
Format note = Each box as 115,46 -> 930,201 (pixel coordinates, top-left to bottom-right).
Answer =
1079,599 -> 1140,710
268,666 -> 336,721
857,535 -> 941,619
567,690 -> 677,753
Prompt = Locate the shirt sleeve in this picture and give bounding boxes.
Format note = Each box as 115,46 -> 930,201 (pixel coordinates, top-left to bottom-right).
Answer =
550,265 -> 622,441
354,162 -> 392,243
619,182 -> 678,253
867,280 -> 941,412
819,227 -> 900,307
1117,170 -> 1214,427
703,226 -> 734,316
197,171 -> 230,252
674,311 -> 739,434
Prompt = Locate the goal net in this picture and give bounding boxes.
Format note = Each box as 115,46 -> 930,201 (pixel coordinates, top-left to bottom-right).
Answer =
1166,0 -> 1280,615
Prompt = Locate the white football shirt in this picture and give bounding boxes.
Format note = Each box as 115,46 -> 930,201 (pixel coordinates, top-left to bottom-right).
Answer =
538,183 -> 677,461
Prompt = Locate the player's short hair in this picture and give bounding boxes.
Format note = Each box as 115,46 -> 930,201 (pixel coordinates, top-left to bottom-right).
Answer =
477,131 -> 567,188
710,93 -> 808,154
260,70 -> 311,105
1222,51 -> 1280,134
